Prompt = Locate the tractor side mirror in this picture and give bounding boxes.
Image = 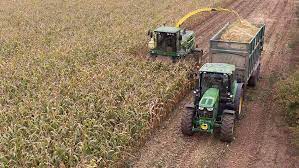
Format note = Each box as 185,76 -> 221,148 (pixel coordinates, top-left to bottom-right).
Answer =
179,35 -> 182,41
147,30 -> 153,38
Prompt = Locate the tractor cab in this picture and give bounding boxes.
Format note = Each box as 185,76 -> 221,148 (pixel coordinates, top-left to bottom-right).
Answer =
195,63 -> 236,118
148,26 -> 199,59
198,63 -> 235,100
182,63 -> 238,136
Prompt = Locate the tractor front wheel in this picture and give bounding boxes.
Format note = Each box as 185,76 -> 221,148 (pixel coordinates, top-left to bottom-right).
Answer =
181,109 -> 194,136
220,112 -> 235,142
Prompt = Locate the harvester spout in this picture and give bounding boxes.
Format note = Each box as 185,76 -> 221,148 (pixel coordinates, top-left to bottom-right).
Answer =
175,7 -> 241,28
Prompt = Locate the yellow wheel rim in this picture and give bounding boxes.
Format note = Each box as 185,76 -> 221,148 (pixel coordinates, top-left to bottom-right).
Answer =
239,96 -> 243,115
201,124 -> 208,130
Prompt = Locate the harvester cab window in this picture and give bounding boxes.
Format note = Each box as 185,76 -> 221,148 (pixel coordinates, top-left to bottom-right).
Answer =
156,32 -> 177,52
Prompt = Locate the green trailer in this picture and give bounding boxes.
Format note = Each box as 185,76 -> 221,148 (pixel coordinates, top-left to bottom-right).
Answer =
209,23 -> 265,86
181,22 -> 265,142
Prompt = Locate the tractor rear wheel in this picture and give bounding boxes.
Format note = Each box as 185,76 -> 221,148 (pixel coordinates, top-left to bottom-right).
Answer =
181,109 -> 194,136
220,112 -> 235,142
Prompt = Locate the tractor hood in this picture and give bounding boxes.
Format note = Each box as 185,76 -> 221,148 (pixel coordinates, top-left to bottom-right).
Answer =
199,88 -> 219,108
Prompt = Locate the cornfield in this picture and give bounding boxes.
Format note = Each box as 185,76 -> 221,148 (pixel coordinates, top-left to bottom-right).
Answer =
0,0 -> 224,167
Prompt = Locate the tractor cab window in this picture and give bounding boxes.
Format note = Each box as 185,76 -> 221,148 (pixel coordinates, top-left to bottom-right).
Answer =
200,72 -> 229,95
156,32 -> 177,52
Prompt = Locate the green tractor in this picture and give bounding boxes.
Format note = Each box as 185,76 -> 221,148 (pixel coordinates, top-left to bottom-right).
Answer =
181,23 -> 265,142
181,63 -> 244,142
147,26 -> 203,62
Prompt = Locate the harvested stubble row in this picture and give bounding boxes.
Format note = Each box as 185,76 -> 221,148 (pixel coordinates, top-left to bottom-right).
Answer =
220,20 -> 259,42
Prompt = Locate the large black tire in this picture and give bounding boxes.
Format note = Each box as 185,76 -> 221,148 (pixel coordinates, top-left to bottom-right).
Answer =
256,64 -> 261,80
220,112 -> 235,142
234,84 -> 244,120
181,109 -> 194,136
248,74 -> 257,87
248,64 -> 261,87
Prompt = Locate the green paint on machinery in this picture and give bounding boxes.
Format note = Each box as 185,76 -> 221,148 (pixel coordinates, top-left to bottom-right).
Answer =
147,26 -> 202,62
181,22 -> 265,142
182,63 -> 243,142
195,88 -> 220,133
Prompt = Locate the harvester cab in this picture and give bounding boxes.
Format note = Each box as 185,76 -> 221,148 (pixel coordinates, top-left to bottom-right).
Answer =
147,26 -> 202,62
149,27 -> 179,52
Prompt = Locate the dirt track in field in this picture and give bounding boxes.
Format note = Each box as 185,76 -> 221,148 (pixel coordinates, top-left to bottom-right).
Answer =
131,0 -> 299,167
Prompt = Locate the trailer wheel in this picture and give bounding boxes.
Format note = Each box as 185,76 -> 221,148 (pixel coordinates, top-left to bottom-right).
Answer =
248,64 -> 261,87
257,64 -> 261,80
181,109 -> 194,136
220,112 -> 235,142
248,74 -> 257,87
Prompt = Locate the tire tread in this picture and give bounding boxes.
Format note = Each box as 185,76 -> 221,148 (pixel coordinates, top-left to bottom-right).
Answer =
220,113 -> 235,142
181,109 -> 194,136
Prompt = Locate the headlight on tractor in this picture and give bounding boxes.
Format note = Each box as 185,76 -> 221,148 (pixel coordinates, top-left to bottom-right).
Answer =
207,107 -> 213,111
199,106 -> 204,110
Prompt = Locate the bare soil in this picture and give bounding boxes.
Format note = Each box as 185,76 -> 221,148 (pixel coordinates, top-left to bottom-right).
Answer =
131,0 -> 299,167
